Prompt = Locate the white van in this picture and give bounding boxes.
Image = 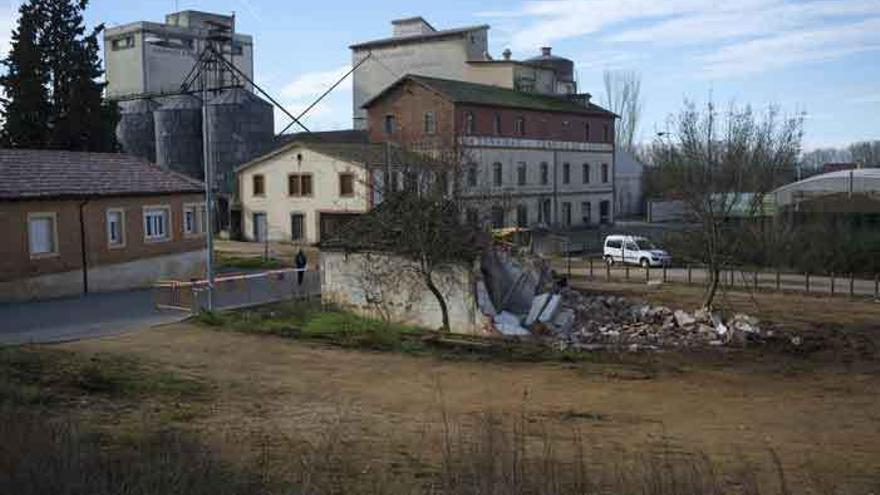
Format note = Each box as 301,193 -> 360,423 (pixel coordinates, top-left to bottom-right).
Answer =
603,235 -> 671,268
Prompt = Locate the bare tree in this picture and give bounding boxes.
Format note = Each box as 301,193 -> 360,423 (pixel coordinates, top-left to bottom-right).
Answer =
651,101 -> 803,308
849,140 -> 880,168
603,70 -> 643,153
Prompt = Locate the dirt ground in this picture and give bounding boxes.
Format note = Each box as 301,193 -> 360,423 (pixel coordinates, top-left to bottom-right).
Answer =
63,320 -> 880,492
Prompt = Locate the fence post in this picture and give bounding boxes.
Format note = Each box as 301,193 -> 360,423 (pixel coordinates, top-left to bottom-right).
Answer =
850,274 -> 855,298
566,242 -> 572,279
776,270 -> 781,291
730,269 -> 735,288
663,266 -> 668,284
830,272 -> 835,297
606,262 -> 611,282
805,272 -> 810,293
687,265 -> 693,285
753,271 -> 758,291
645,266 -> 650,283
625,265 -> 630,281
875,274 -> 879,300
589,257 -> 594,279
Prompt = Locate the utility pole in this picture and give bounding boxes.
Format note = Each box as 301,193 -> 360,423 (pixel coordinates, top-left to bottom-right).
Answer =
201,54 -> 215,311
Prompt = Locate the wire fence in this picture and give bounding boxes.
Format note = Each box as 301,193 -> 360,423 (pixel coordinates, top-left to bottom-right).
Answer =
557,257 -> 880,300
154,268 -> 321,313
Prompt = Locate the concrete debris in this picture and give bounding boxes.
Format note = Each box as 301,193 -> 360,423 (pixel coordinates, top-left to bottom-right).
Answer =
534,288 -> 797,352
538,295 -> 561,323
525,293 -> 551,326
475,280 -> 497,317
494,311 -> 530,336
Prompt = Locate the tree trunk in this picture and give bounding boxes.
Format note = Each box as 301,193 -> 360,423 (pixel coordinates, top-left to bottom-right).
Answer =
424,271 -> 450,332
703,265 -> 721,309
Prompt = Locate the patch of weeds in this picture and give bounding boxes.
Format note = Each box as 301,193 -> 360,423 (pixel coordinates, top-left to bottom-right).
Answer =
0,347 -> 209,409
216,254 -> 287,270
302,312 -> 423,351
559,410 -> 607,422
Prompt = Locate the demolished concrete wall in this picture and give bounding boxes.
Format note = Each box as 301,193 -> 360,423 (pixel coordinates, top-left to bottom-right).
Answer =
320,250 -> 488,335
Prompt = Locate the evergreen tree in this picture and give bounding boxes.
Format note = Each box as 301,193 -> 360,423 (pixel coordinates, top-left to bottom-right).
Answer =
0,2 -> 51,148
0,0 -> 117,151
40,0 -> 117,152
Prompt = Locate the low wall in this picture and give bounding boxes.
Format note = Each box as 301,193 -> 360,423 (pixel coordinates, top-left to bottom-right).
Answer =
0,249 -> 206,302
320,251 -> 487,335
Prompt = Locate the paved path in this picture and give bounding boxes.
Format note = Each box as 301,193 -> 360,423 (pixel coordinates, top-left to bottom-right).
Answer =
0,289 -> 189,346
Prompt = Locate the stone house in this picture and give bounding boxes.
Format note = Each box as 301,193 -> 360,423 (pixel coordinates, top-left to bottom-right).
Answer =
362,74 -> 618,229
0,150 -> 206,302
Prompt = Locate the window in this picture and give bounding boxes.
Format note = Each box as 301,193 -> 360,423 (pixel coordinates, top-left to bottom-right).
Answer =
106,209 -> 125,247
252,174 -> 265,196
111,36 -> 134,51
562,120 -> 570,133
391,171 -> 401,192
493,114 -> 502,135
602,163 -> 610,183
516,204 -> 529,228
491,206 -> 505,229
28,212 -> 57,257
291,213 -> 305,241
562,163 -> 571,184
517,162 -> 527,186
607,239 -> 621,249
493,162 -> 503,186
143,206 -> 171,242
467,166 -> 478,187
603,124 -> 610,142
540,162 -> 549,185
466,208 -> 479,225
339,173 -> 355,197
581,202 -> 592,225
584,123 -> 590,141
288,173 -> 313,197
600,200 -> 611,224
514,117 -> 525,136
424,111 -> 436,134
183,203 -> 207,237
562,202 -> 572,227
465,112 -> 476,135
540,199 -> 551,224
384,114 -> 396,135
582,163 -> 591,184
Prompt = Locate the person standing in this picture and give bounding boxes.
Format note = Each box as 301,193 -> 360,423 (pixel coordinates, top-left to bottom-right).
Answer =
295,249 -> 307,286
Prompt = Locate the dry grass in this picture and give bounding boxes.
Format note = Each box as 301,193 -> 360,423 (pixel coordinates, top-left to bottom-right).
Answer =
54,324 -> 880,493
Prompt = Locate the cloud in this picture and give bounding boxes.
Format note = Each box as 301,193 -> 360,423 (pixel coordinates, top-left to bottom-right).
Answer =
700,17 -> 880,78
849,93 -> 880,104
485,0 -> 880,78
0,3 -> 19,56
276,65 -> 352,132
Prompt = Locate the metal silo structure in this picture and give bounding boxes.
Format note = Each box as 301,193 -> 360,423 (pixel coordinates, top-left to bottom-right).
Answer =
154,94 -> 205,180
207,87 -> 274,194
116,99 -> 158,163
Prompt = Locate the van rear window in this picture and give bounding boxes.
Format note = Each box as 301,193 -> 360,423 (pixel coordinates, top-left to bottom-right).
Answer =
606,240 -> 622,249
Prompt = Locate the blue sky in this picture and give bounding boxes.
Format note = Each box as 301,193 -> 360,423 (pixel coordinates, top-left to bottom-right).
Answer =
1,0 -> 878,149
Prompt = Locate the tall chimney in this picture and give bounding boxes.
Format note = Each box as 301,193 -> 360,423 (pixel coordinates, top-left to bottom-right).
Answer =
503,48 -> 512,60
541,46 -> 552,57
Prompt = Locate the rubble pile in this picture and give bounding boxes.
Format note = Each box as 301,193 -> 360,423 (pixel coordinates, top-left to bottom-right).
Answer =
478,249 -> 793,352
547,289 -> 778,351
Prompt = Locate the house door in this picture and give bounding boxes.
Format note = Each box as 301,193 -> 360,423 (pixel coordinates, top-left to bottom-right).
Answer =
599,200 -> 611,225
253,213 -> 267,242
291,213 -> 305,242
541,199 -> 552,225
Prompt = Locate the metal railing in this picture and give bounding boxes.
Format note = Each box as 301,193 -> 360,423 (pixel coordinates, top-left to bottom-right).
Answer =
154,268 -> 321,313
555,258 -> 880,300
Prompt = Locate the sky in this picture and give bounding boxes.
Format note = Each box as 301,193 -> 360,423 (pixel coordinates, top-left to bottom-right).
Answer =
0,0 -> 878,150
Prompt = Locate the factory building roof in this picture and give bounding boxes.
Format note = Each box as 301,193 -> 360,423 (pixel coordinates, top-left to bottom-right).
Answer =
349,24 -> 489,50
237,139 -> 429,174
362,75 -> 616,117
772,168 -> 880,206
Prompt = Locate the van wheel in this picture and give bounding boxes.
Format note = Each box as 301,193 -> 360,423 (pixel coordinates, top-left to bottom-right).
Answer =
604,256 -> 614,266
640,258 -> 650,268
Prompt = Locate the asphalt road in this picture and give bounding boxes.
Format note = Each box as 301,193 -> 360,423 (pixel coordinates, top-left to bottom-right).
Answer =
0,289 -> 189,346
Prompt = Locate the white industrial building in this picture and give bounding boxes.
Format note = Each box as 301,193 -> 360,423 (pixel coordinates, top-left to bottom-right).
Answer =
104,10 -> 254,99
350,17 -> 582,130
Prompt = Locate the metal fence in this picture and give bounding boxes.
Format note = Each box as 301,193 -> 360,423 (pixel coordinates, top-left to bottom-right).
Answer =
556,258 -> 880,299
154,268 -> 321,313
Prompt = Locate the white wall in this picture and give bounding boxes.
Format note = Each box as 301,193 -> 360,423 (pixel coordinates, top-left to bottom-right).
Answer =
351,29 -> 488,129
458,143 -> 615,227
321,250 -> 487,335
239,146 -> 371,244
